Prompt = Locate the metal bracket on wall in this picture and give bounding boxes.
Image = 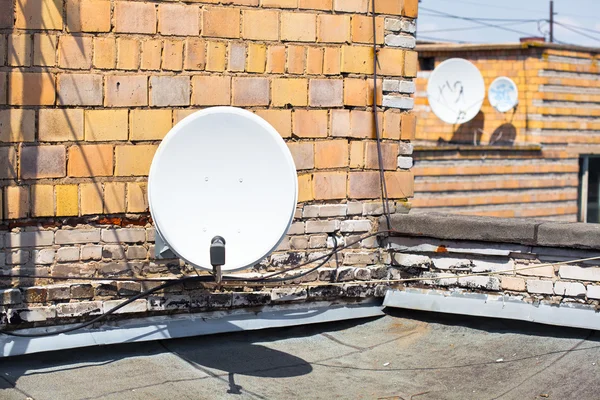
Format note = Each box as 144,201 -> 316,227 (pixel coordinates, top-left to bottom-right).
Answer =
155,230 -> 176,259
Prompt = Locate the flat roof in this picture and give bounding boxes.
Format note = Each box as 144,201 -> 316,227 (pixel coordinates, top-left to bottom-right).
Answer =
417,41 -> 600,54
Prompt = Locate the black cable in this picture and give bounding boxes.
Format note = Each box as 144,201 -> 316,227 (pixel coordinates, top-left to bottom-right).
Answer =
420,13 -> 540,23
553,21 -> 600,43
331,234 -> 340,283
371,0 -> 392,232
420,21 -> 537,34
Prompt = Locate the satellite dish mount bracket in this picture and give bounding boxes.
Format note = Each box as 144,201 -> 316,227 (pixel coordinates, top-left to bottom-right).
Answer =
210,236 -> 226,286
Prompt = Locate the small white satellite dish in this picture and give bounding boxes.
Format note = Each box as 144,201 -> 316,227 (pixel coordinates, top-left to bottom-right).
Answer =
148,107 -> 298,273
426,58 -> 485,124
488,76 -> 519,113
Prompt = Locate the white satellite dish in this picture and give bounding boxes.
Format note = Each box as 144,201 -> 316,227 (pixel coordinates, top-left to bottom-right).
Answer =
488,76 -> 519,113
148,107 -> 298,273
426,58 -> 485,124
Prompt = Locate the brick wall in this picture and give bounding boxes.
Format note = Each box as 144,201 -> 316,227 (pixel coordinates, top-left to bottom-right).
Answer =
0,0 -> 418,329
411,44 -> 599,220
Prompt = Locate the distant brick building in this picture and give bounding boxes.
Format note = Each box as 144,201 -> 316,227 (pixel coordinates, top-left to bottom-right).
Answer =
412,42 -> 600,222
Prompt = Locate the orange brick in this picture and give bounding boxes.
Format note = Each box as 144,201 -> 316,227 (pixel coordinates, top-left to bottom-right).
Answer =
9,72 -> 55,105
185,38 -> 205,70
364,142 -> 398,170
403,0 -> 418,17
130,109 -> 172,141
349,141 -> 364,168
115,145 -> 158,176
15,0 -> 63,30
93,37 -> 115,69
255,109 -> 292,138
315,139 -> 348,168
307,47 -> 324,75
330,109 -> 350,137
293,110 -> 328,138
159,3 -> 200,36
341,45 -> 373,74
313,171 -> 346,200
104,182 -> 126,213
297,173 -> 313,202
206,41 -> 227,72
272,78 -> 308,107
344,78 -> 367,107
404,50 -> 418,77
350,110 -> 381,139
348,171 -> 379,199
66,0 -> 110,32
55,185 -> 78,216
38,109 -> 84,141
287,142 -> 314,170
228,42 -> 246,72
191,75 -> 231,106
267,45 -> 286,73
281,13 -> 316,42
317,14 -> 350,43
173,109 -> 199,124
0,109 -> 36,142
84,110 -> 128,141
8,34 -> 31,66
374,0 -> 402,14
232,77 -> 269,106
80,182 -> 103,215
261,0 -> 297,7
58,36 -> 92,69
116,38 -> 140,70
242,9 -> 279,41
287,45 -> 306,74
141,39 -> 162,71
299,0 -> 332,10
385,170 -> 414,198
33,33 -> 57,66
203,7 -> 240,38
246,43 -> 266,73
4,186 -> 29,219
366,78 -> 383,106
127,182 -> 148,213
105,75 -> 148,107
333,0 -> 368,13
351,15 -> 384,44
163,40 -> 184,71
401,113 -> 416,140
383,110 -> 401,140
115,1 -> 156,34
377,47 -> 405,76
31,184 -> 54,217
323,47 -> 341,75
69,145 -> 113,177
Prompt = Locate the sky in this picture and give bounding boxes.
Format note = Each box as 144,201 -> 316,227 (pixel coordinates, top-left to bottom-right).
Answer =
417,0 -> 600,47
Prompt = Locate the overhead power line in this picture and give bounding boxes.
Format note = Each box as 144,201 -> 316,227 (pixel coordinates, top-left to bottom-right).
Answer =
554,21 -> 600,38
419,12 -> 539,23
420,20 -> 539,34
553,21 -> 600,43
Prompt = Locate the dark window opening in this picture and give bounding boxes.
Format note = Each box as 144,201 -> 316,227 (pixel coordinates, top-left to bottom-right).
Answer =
419,57 -> 435,71
579,156 -> 600,223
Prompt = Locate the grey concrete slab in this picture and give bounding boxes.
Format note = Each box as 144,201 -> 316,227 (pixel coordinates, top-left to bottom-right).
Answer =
1,310 -> 600,400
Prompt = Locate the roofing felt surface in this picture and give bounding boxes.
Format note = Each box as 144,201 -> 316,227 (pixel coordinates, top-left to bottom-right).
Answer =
1,309 -> 600,400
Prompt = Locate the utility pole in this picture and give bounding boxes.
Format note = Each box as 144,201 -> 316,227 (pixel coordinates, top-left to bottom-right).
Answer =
549,0 -> 554,43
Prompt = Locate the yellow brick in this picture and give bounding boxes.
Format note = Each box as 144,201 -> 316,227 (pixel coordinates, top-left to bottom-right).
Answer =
317,14 -> 350,43
261,0 -> 297,8
255,109 -> 292,138
141,39 -> 162,71
0,109 -> 35,142
307,47 -> 324,75
299,0 -> 332,10
191,75 -> 231,106
33,34 -> 57,66
94,37 -> 116,69
66,0 -> 111,32
373,0 -> 402,14
403,0 -> 418,17
377,47 -> 405,76
68,144 -> 113,177
4,186 -> 29,219
246,43 -> 266,73
16,0 -> 63,30
323,47 -> 341,75
313,171 -> 346,200
8,72 -> 55,105
349,141 -> 364,168
203,7 -> 240,39
206,41 -> 227,72
117,38 -> 140,70
184,38 -> 205,70
80,182 -> 103,215
281,12 -> 316,42
84,110 -> 128,141
115,145 -> 158,176
344,78 -> 367,106
351,15 -> 384,44
58,36 -> 92,69
297,173 -> 313,202
127,182 -> 148,213
333,0 -> 367,12
287,45 -> 306,74
242,9 -> 279,41
267,45 -> 286,73
272,78 -> 308,107
130,110 -> 172,141
341,45 -> 373,74
55,185 -> 78,216
8,34 -> 31,66
104,182 -> 125,214
38,108 -> 84,141
162,39 -> 184,71
404,50 -> 417,78
31,184 -> 54,217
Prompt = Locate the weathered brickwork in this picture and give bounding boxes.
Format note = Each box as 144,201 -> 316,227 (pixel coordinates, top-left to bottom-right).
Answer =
412,44 -> 599,221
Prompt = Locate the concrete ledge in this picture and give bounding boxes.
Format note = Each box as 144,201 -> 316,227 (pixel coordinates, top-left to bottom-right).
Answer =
382,212 -> 600,250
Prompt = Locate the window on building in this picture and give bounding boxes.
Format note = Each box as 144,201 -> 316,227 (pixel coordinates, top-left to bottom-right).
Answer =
579,156 -> 600,223
419,57 -> 435,71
